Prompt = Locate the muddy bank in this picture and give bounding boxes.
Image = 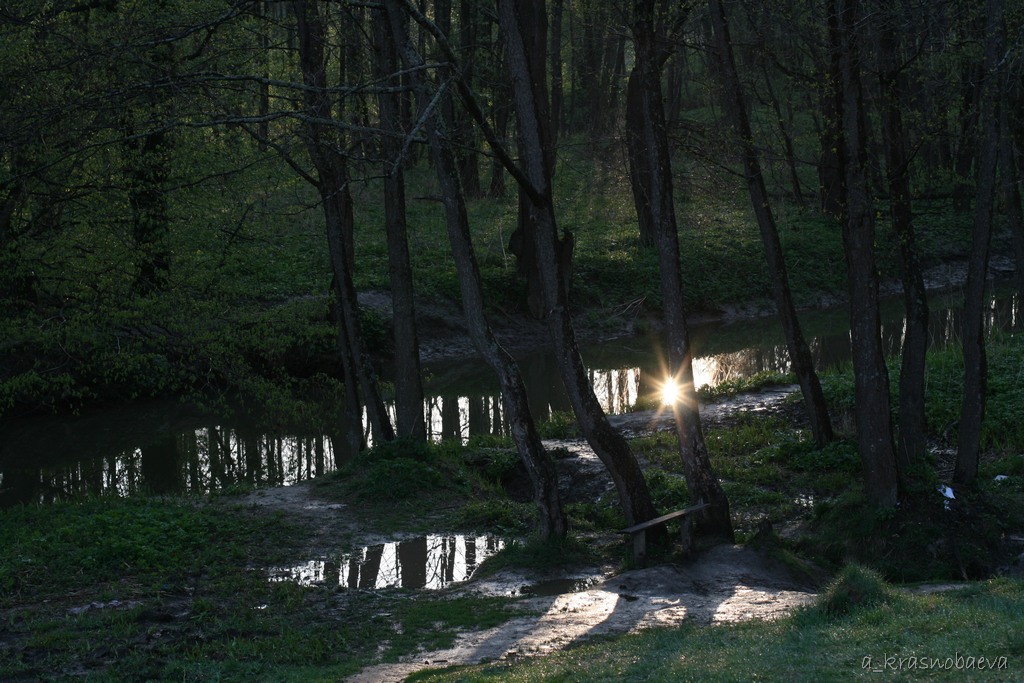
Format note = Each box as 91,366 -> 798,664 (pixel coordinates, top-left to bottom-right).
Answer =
347,545 -> 817,683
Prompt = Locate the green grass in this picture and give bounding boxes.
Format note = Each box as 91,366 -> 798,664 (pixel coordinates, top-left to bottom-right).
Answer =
0,495 -> 527,682
820,332 -> 1024,452
409,577 -> 1024,682
627,333 -> 1024,578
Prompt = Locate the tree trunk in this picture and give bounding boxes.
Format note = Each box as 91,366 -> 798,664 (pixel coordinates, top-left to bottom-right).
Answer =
954,0 -> 1004,486
124,26 -> 173,298
627,1 -> 734,540
625,72 -> 657,248
817,10 -> 844,219
505,0 -> 569,318
877,6 -> 928,479
295,0 -> 394,443
456,0 -> 482,197
489,29 -> 511,198
385,0 -> 566,537
549,0 -> 564,142
836,0 -> 898,507
499,0 -> 660,529
371,9 -> 426,441
709,0 -> 834,449
127,126 -> 172,296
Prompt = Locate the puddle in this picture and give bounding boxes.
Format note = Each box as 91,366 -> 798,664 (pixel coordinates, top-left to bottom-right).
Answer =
269,534 -> 505,590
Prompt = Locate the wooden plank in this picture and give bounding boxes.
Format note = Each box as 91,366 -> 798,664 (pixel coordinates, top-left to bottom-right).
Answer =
617,503 -> 710,535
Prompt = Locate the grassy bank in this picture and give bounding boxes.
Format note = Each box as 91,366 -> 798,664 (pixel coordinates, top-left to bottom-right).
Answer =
1,177 -> 1018,680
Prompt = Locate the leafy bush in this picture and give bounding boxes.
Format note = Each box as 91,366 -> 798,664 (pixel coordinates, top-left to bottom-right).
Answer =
333,438 -> 483,505
359,458 -> 445,501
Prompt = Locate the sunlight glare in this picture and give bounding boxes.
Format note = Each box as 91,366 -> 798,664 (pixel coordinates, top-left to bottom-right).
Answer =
660,378 -> 681,406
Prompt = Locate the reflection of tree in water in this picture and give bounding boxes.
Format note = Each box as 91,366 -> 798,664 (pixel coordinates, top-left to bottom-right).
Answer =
589,368 -> 639,415
692,346 -> 791,389
12,429 -> 339,503
9,293 -> 1020,507
141,433 -> 181,494
324,535 -> 505,590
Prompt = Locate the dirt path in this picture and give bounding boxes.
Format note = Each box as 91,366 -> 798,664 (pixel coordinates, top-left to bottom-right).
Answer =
347,545 -> 816,683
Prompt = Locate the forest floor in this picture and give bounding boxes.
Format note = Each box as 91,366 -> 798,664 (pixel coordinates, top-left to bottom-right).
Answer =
235,389 -> 823,683
241,256 -> 1020,682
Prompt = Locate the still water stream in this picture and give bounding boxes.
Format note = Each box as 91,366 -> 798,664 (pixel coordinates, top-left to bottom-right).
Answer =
2,289 -> 1020,507
269,534 -> 506,590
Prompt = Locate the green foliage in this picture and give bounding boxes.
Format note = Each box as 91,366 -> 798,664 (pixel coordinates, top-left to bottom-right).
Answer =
805,474 -> 1021,583
566,500 -> 626,532
0,495 -> 526,683
678,192 -> 774,309
922,332 -> 1024,452
644,469 -> 690,512
696,371 -> 796,401
818,564 -> 899,617
336,438 -> 468,503
453,500 -> 537,535
0,497 -> 306,603
536,410 -> 580,438
474,447 -> 524,483
820,333 -> 1024,452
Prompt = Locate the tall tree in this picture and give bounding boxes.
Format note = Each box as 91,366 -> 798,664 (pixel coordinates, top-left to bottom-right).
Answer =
625,0 -> 733,540
498,0 -> 660,529
504,0 -> 573,319
371,7 -> 427,441
384,0 -> 566,537
294,0 -> 395,443
875,0 -> 929,476
835,0 -> 898,507
954,0 -> 1005,486
708,0 -> 834,449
